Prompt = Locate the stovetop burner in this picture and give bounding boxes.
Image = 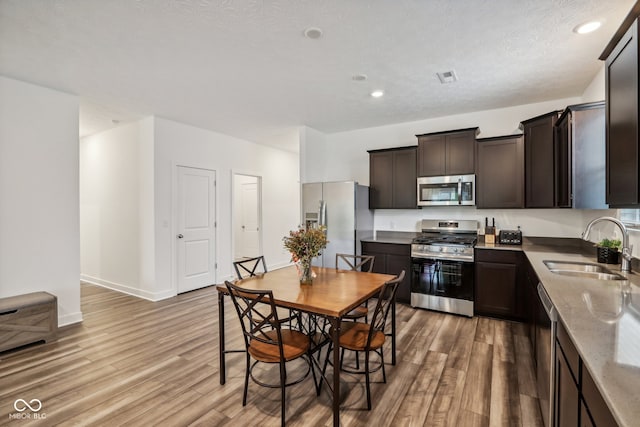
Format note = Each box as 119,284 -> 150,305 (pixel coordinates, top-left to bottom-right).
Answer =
412,233 -> 477,246
411,219 -> 479,261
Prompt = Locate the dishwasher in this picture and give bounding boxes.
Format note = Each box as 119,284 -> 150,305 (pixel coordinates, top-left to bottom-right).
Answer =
537,282 -> 557,427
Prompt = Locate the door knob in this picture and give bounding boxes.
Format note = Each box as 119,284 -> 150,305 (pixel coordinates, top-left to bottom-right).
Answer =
177,234 -> 184,239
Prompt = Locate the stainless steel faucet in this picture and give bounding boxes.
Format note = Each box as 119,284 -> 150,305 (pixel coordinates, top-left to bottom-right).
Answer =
582,216 -> 632,272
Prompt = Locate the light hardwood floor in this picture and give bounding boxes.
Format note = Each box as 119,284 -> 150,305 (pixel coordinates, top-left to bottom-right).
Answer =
0,283 -> 543,426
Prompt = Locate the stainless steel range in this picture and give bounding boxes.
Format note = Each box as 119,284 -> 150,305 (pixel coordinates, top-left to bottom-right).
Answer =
411,219 -> 478,317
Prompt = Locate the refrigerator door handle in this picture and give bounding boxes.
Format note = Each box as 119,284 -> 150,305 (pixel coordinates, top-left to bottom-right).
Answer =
319,200 -> 327,227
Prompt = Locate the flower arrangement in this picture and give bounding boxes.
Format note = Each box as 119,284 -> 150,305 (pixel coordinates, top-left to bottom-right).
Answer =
283,226 -> 328,284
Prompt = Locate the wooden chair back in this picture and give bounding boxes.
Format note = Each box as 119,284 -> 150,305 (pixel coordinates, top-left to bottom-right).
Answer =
233,256 -> 268,280
335,253 -> 375,272
366,270 -> 405,347
224,281 -> 285,360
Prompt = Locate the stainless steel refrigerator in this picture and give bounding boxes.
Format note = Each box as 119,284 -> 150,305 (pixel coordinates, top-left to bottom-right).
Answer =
302,181 -> 374,268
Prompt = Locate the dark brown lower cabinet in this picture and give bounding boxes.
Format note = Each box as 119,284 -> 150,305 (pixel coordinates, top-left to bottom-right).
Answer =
361,241 -> 411,304
474,248 -> 524,320
580,403 -> 595,427
556,341 -> 580,426
555,321 -> 619,427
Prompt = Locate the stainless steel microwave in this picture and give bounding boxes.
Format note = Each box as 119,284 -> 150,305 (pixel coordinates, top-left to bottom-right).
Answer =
417,174 -> 475,206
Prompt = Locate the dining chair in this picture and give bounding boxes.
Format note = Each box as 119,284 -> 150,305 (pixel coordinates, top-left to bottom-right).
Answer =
225,281 -> 316,427
335,253 -> 375,321
233,256 -> 300,328
335,253 -> 375,273
322,270 -> 405,410
233,256 -> 268,279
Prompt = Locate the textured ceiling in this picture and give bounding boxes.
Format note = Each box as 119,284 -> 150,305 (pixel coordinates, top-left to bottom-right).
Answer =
0,0 -> 635,152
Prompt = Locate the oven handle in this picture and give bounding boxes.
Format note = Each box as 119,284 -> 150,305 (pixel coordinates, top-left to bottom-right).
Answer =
457,178 -> 462,205
411,255 -> 473,263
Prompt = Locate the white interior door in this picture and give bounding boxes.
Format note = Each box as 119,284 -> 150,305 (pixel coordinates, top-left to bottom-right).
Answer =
233,174 -> 262,259
240,181 -> 260,257
176,166 -> 216,293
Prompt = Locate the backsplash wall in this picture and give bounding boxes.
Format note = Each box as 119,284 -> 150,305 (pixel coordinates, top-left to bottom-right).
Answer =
373,207 -> 618,240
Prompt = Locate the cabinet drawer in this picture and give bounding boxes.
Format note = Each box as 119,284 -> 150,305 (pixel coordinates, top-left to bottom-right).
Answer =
557,320 -> 580,383
361,242 -> 410,256
475,248 -> 522,264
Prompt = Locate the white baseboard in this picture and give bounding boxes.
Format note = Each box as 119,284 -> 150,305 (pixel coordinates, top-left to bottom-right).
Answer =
80,275 -> 175,302
269,262 -> 294,271
58,311 -> 83,327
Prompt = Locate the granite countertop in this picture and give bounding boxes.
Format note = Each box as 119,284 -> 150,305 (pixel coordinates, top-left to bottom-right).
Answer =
360,231 -> 417,245
521,242 -> 640,427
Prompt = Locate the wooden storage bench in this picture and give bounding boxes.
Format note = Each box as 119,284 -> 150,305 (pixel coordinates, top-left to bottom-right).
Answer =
0,292 -> 58,352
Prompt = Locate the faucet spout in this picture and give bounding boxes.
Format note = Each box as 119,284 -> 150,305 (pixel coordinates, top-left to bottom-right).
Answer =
582,216 -> 632,272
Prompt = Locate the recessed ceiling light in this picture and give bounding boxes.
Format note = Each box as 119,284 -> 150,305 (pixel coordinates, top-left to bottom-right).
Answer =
304,27 -> 323,39
352,74 -> 368,82
573,21 -> 602,34
371,90 -> 384,98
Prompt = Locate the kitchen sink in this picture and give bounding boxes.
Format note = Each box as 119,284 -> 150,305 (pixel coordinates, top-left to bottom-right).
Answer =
543,260 -> 626,281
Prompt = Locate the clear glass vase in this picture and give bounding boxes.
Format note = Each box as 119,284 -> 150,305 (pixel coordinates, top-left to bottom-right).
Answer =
297,260 -> 313,285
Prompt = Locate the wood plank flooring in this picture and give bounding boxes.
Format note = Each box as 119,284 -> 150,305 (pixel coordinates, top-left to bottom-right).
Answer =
0,283 -> 543,426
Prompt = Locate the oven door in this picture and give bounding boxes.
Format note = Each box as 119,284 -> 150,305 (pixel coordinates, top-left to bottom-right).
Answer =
411,257 -> 475,316
417,174 -> 475,206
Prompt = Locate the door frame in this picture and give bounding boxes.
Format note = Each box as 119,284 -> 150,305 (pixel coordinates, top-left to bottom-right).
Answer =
231,171 -> 263,261
171,163 -> 218,295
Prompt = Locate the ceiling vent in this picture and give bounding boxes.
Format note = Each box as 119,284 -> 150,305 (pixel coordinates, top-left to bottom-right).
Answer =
437,70 -> 458,84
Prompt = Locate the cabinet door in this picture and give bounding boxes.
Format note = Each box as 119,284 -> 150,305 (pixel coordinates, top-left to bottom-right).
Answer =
369,151 -> 394,209
555,341 -> 580,427
580,401 -> 595,427
606,20 -> 639,206
554,115 -> 572,208
417,135 -> 446,176
474,261 -> 518,317
446,132 -> 476,175
476,136 -> 524,208
386,254 -> 411,304
525,115 -> 556,207
362,242 -> 411,304
582,365 -> 619,427
392,148 -> 417,208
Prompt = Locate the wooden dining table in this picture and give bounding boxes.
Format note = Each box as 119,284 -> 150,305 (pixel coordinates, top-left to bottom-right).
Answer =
216,265 -> 396,427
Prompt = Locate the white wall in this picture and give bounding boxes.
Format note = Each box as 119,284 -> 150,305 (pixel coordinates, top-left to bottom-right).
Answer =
153,117 -> 300,295
79,118 -> 156,299
299,126 -> 328,183
581,66 -> 605,103
0,76 -> 81,326
301,92 -> 624,242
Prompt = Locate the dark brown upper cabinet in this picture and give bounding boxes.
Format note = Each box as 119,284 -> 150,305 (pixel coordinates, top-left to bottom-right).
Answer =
476,135 -> 524,208
368,146 -> 417,209
521,112 -> 561,208
601,8 -> 640,207
416,128 -> 478,177
554,102 -> 607,209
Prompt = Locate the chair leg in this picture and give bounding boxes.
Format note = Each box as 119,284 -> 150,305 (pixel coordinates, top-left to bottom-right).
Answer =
320,341 -> 333,394
280,360 -> 286,427
243,353 -> 250,406
381,348 -> 386,384
309,352 -> 320,396
365,351 -> 371,410
340,348 -> 345,370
